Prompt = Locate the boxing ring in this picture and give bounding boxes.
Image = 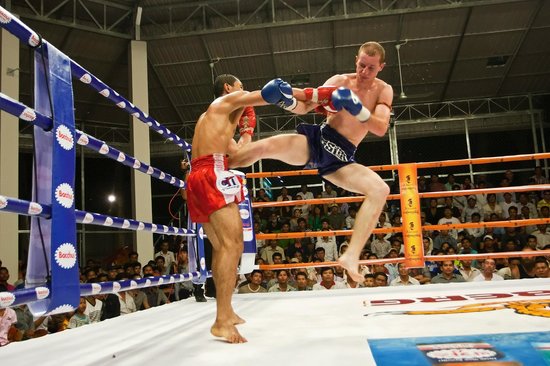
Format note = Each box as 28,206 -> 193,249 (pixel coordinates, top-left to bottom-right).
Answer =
1,280 -> 550,365
0,4 -> 247,314
1,4 -> 550,365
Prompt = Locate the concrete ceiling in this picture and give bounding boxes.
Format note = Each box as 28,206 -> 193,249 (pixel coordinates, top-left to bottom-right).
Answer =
7,0 -> 550,144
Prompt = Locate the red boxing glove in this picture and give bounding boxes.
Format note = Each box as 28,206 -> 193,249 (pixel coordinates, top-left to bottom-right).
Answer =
304,86 -> 337,104
238,106 -> 256,136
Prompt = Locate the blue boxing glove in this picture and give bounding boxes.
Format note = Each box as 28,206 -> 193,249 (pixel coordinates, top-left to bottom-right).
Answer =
331,87 -> 371,122
261,78 -> 298,111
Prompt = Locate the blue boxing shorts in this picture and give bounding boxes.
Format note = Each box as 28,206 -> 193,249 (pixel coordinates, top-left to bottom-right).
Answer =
296,123 -> 357,176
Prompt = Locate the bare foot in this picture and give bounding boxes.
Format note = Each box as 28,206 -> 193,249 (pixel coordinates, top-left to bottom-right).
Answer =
211,321 -> 248,344
231,313 -> 246,325
338,254 -> 364,283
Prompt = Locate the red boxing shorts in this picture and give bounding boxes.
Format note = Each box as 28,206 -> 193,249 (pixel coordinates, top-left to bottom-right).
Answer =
187,153 -> 244,223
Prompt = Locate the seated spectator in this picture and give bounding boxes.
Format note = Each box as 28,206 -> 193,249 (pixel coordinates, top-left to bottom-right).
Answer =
502,239 -> 519,252
363,273 -> 375,287
308,205 -> 324,231
384,249 -> 400,283
373,272 -> 388,287
433,230 -> 458,251
531,166 -> 548,184
68,298 -> 90,329
13,304 -> 35,341
438,207 -> 461,239
327,204 -> 345,230
443,196 -> 461,219
409,266 -> 432,284
532,224 -> 550,249
154,256 -> 169,275
84,280 -> 103,323
265,212 -> 281,232
345,207 -> 357,229
390,263 -> 420,286
275,222 -> 293,250
315,233 -> 338,262
0,298 -> 17,346
430,261 -> 465,284
296,184 -> 313,218
473,259 -> 504,281
272,252 -> 284,266
155,241 -> 176,273
312,267 -> 346,290
424,198 -> 443,224
314,247 -> 326,262
0,267 -> 15,291
294,271 -> 312,291
288,208 -> 302,232
429,174 -> 445,192
371,232 -> 391,259
501,192 -> 518,218
533,258 -> 550,278
422,237 -> 434,256
483,194 -> 504,220
285,239 -> 305,261
115,274 -> 136,315
536,190 -> 550,214
260,239 -> 286,264
497,258 -> 521,280
238,270 -> 267,294
462,196 -> 482,223
501,226 -> 527,249
479,235 -> 498,253
268,269 -> 296,292
276,186 -> 292,202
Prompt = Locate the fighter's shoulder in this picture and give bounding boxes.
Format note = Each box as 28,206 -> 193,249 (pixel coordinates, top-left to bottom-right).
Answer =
323,73 -> 352,86
374,78 -> 393,92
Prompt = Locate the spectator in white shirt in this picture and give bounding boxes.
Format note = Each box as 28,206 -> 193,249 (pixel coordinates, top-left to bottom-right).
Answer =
315,235 -> 338,262
390,263 -> 420,286
473,259 -> 504,282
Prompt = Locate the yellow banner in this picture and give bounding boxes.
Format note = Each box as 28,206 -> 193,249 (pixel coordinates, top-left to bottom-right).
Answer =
398,164 -> 425,268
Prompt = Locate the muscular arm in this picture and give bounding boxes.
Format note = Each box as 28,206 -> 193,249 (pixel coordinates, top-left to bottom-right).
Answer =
211,90 -> 268,115
290,74 -> 347,115
365,83 -> 393,137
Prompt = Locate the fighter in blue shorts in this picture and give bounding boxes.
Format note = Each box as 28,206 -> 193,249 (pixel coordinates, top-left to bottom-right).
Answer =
229,41 -> 394,283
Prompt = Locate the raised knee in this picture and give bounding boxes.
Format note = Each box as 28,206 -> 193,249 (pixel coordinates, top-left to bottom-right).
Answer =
379,182 -> 390,198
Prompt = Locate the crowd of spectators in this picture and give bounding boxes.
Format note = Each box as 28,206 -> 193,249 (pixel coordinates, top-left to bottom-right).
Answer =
0,238 -> 203,346
1,167 -> 549,346
240,167 -> 550,294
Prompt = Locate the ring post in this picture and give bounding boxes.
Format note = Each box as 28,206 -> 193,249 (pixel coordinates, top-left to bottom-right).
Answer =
194,223 -> 208,283
233,170 -> 257,274
27,42 -> 79,315
397,164 -> 425,268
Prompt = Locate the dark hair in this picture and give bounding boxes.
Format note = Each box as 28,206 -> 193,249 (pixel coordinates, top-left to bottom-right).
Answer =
250,269 -> 263,277
128,251 -> 139,258
142,264 -> 153,272
276,269 -> 290,277
295,271 -> 308,280
315,247 -> 325,253
319,267 -> 334,275
373,272 -> 387,280
272,252 -> 283,260
364,273 -> 375,280
213,74 -> 238,97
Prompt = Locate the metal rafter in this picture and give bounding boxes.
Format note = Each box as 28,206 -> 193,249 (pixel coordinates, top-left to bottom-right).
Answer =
138,0 -> 528,40
441,7 -> 472,101
494,0 -> 544,96
11,0 -> 134,38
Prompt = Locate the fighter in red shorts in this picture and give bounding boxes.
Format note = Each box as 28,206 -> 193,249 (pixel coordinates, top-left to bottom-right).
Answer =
186,74 -> 298,343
